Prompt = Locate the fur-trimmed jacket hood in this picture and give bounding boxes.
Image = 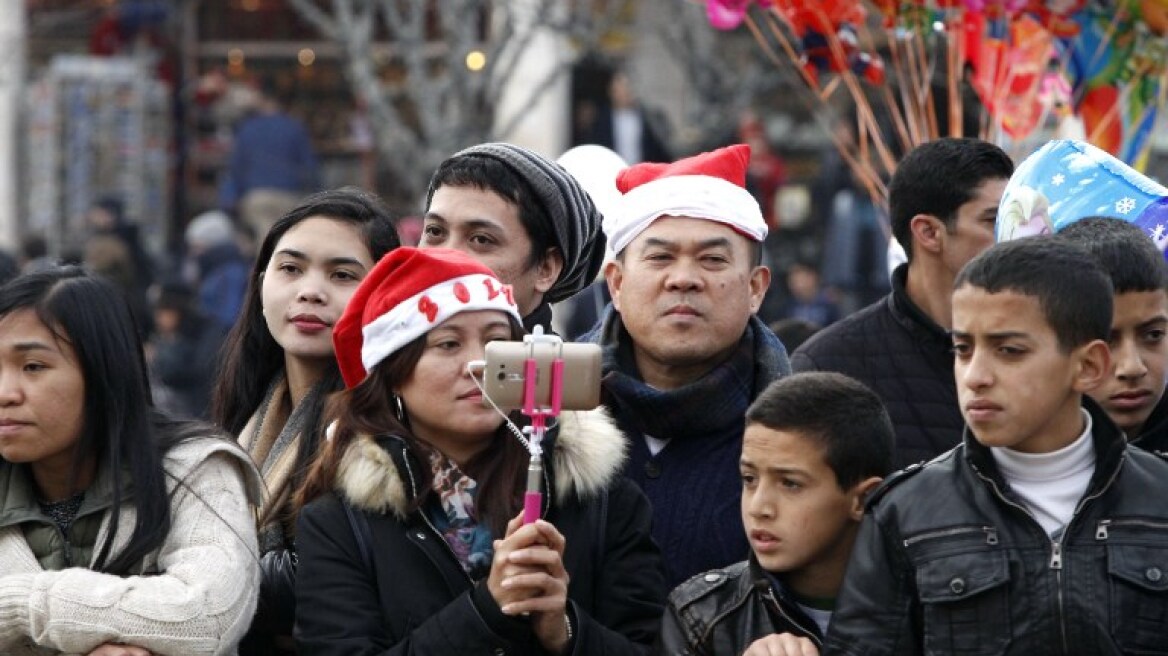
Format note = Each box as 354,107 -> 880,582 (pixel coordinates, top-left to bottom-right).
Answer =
334,407 -> 627,517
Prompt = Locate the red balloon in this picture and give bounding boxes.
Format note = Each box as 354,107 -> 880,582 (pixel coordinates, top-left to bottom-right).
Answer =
1079,84 -> 1123,156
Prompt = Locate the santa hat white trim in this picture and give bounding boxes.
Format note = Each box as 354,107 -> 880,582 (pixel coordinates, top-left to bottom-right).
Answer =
359,272 -> 521,377
607,174 -> 767,254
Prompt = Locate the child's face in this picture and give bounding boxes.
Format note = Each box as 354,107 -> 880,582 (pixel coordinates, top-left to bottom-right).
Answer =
1091,290 -> 1168,437
740,424 -> 865,598
952,285 -> 1109,453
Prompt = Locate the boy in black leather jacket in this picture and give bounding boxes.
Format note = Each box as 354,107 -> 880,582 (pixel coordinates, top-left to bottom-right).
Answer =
1058,217 -> 1168,454
825,237 -> 1168,655
657,372 -> 894,656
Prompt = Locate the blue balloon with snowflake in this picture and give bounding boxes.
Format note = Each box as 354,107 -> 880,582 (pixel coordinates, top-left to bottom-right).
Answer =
997,140 -> 1168,256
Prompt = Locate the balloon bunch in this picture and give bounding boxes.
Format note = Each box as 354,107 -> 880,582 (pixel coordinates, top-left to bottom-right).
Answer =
703,0 -> 1168,212
709,0 -> 886,86
772,0 -> 887,86
961,0 -> 1168,165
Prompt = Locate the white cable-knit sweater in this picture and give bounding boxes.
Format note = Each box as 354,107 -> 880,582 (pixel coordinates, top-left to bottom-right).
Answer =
0,437 -> 263,655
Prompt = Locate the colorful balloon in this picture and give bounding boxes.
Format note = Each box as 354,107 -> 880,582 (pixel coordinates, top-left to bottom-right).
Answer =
997,140 -> 1168,255
770,0 -> 886,86
707,0 -> 756,30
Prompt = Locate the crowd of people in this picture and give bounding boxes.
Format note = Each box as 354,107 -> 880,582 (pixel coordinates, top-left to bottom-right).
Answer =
2,130 -> 1168,656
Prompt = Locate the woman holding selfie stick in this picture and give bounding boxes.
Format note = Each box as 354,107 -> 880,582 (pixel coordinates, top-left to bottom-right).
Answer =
0,267 -> 261,655
294,247 -> 665,655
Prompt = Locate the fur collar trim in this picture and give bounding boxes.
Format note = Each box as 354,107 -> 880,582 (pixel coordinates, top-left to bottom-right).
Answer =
336,407 -> 627,518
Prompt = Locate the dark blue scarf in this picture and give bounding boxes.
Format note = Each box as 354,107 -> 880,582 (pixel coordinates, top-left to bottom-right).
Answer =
584,310 -> 791,439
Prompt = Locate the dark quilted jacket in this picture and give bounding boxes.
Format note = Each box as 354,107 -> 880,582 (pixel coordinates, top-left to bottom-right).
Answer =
790,265 -> 961,469
1132,392 -> 1168,455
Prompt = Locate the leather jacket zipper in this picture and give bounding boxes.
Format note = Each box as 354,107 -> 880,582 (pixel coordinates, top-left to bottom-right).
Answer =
763,588 -> 823,648
1095,518 -> 1168,539
972,453 -> 1125,654
903,525 -> 998,548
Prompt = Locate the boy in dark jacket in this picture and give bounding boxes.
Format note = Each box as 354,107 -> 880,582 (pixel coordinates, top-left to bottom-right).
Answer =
825,237 -> 1168,655
658,372 -> 893,656
1058,217 -> 1168,454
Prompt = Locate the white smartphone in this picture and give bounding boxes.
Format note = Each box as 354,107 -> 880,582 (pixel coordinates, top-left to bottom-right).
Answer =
481,341 -> 602,411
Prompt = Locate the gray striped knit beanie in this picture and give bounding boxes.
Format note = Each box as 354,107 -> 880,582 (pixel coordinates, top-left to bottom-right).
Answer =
425,142 -> 607,305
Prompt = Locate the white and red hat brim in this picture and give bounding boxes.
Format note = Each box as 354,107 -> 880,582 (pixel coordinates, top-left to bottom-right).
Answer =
606,174 -> 767,254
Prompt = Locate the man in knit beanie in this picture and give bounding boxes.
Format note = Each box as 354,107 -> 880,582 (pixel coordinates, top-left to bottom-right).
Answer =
422,142 -> 607,333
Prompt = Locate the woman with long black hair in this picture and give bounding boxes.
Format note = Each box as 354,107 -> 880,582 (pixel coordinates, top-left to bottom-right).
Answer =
211,187 -> 399,653
0,266 -> 261,655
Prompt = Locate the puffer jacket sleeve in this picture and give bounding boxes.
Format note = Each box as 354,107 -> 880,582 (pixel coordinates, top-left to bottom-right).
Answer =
788,347 -> 819,373
822,511 -> 921,656
567,478 -> 666,656
0,448 -> 260,655
296,494 -> 529,656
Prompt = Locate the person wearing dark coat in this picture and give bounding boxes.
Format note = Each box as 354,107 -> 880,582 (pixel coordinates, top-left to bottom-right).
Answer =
792,138 -> 1014,469
582,144 -> 790,589
824,238 -> 1168,655
294,247 -> 666,655
1057,218 -> 1168,458
657,372 -> 894,656
584,71 -> 672,165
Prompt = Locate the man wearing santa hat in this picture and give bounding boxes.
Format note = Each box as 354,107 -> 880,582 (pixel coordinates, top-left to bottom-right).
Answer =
580,143 -> 792,588
421,143 -> 608,334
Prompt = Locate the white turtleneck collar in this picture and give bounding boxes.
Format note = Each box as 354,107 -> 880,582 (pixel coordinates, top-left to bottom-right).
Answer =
991,409 -> 1095,537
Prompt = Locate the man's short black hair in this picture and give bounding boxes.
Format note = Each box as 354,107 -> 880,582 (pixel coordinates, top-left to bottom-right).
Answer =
746,372 -> 895,489
890,138 -> 1014,262
954,238 -> 1113,352
1056,217 -> 1168,293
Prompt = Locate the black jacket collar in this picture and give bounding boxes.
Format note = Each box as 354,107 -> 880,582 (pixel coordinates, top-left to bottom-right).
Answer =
888,264 -> 950,344
963,398 -> 1128,502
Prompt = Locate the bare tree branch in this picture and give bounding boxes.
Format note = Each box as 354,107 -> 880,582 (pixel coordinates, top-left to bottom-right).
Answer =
285,0 -> 757,205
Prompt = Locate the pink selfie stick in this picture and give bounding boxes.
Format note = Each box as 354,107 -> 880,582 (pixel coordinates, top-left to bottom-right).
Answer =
520,336 -> 565,524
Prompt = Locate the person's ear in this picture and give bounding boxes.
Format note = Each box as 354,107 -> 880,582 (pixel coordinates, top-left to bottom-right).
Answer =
1073,338 -> 1112,395
605,259 -> 624,312
848,476 -> 883,521
909,214 -> 946,256
533,247 -> 564,295
748,265 -> 771,313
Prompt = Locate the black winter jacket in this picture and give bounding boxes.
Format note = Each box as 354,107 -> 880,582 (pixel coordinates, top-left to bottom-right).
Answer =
791,265 -> 962,468
824,402 -> 1168,655
294,408 -> 667,655
656,557 -> 822,656
1132,392 -> 1168,455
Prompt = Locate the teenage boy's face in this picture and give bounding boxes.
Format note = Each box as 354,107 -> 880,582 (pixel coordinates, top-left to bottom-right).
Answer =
740,424 -> 867,598
952,285 -> 1109,453
1091,290 -> 1168,437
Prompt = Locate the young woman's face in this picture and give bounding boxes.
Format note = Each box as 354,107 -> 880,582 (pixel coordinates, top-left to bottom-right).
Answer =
397,310 -> 514,464
0,309 -> 86,471
261,217 -> 376,366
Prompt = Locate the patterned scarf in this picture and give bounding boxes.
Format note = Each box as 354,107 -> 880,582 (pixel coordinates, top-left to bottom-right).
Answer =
425,450 -> 495,579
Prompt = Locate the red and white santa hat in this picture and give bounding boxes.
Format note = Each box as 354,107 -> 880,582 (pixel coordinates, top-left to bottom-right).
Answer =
604,143 -> 768,254
333,247 -> 521,388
